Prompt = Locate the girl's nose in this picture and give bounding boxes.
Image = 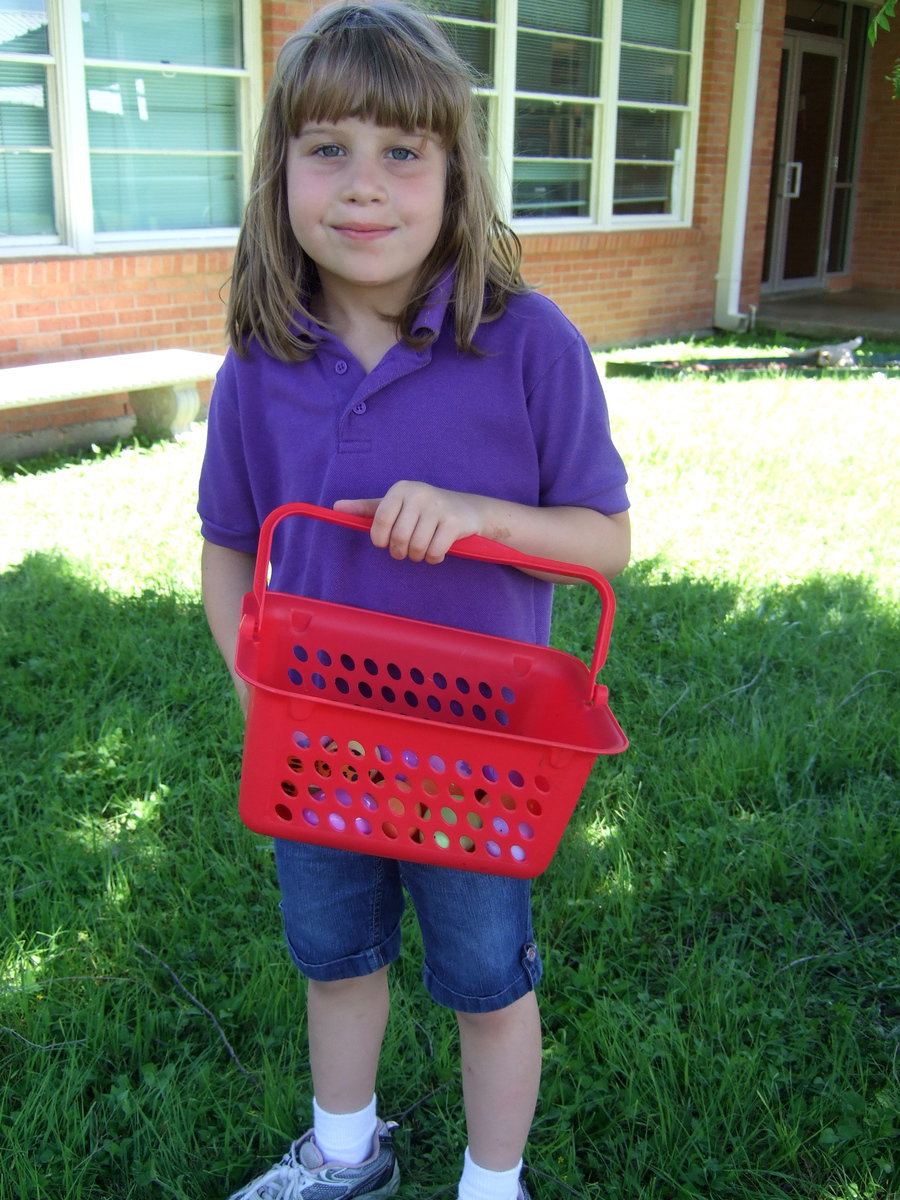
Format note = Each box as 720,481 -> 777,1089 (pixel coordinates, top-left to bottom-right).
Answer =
342,155 -> 386,203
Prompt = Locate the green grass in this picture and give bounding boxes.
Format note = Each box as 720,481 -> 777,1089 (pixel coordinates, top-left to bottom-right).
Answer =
1,341 -> 898,1200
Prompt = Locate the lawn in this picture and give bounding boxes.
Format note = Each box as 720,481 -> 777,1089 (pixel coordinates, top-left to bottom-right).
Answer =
1,341 -> 898,1200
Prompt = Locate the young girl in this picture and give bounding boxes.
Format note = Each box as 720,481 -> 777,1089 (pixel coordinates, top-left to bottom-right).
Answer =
198,3 -> 630,1198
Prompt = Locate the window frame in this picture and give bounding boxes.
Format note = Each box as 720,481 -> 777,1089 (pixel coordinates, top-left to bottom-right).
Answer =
0,0 -> 262,258
434,0 -> 706,233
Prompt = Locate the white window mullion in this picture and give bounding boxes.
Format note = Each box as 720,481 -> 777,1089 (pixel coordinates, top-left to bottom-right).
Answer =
596,0 -> 622,224
49,0 -> 92,252
494,0 -> 517,222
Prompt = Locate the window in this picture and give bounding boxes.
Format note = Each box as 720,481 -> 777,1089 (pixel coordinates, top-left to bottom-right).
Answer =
427,0 -> 704,228
0,0 -> 260,256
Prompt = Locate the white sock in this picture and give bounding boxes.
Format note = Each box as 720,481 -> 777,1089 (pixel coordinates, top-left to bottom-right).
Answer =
457,1147 -> 523,1200
312,1094 -> 378,1166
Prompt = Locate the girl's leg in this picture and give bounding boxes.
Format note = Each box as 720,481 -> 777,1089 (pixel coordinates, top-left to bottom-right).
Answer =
307,967 -> 391,1114
456,990 -> 542,1171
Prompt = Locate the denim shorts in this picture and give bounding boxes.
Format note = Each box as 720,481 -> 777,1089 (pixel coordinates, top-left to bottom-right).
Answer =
273,839 -> 543,1013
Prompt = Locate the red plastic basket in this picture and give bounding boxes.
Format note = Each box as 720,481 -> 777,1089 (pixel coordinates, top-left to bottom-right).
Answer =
235,502 -> 627,878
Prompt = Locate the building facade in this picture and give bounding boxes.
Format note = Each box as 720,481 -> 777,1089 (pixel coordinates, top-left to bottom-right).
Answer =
1,0 -> 897,455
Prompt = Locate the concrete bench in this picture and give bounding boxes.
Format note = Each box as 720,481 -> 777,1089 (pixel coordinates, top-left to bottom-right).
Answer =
0,348 -> 224,438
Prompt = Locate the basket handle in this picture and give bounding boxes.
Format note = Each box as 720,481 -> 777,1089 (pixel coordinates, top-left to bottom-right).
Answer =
251,501 -> 617,699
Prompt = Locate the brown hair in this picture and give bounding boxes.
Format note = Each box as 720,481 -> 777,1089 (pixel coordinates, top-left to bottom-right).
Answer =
227,0 -> 526,359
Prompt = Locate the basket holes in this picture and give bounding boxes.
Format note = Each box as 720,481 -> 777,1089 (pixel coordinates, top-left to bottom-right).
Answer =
508,769 -> 525,788
467,812 -> 483,830
433,672 -> 447,690
441,807 -> 458,825
526,798 -> 543,816
410,667 -> 425,685
342,764 -> 359,783
368,769 -> 385,787
355,817 -> 372,835
485,841 -> 501,858
473,705 -> 487,722
492,817 -> 509,836
460,836 -> 476,853
381,686 -> 396,703
358,681 -> 373,699
455,677 -> 471,694
362,792 -> 378,811
434,831 -> 451,848
329,812 -> 346,831
428,755 -> 446,773
348,739 -> 365,757
292,645 -> 309,662
320,735 -> 338,752
293,731 -> 311,749
501,686 -> 516,704
395,775 -> 412,794
364,658 -> 379,676
511,845 -> 527,863
388,796 -> 405,816
381,822 -> 398,839
535,775 -> 551,793
402,749 -> 419,767
307,786 -> 326,802
408,827 -> 425,844
449,700 -> 464,717
422,779 -> 439,797
474,789 -> 490,806
500,793 -> 516,811
478,682 -> 493,699
275,803 -> 293,821
288,669 -> 303,686
286,757 -> 305,774
495,710 -> 510,727
482,764 -> 500,783
427,696 -> 441,713
387,662 -> 402,680
314,760 -> 332,778
376,745 -> 393,763
340,653 -> 356,671
335,788 -> 352,807
455,760 -> 473,778
448,783 -> 465,802
518,823 -> 535,840
335,677 -> 351,695
302,809 -> 320,827
404,691 -> 419,708
311,672 -> 327,690
317,649 -> 332,666
415,803 -> 432,821
280,781 -> 298,798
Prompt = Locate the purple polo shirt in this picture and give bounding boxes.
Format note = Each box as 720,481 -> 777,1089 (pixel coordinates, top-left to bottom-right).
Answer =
198,277 -> 628,645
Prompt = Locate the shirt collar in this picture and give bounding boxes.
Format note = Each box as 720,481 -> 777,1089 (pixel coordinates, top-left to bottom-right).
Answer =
412,266 -> 455,339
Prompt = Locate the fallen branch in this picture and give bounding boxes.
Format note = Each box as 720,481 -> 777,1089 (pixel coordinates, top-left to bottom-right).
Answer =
137,943 -> 261,1092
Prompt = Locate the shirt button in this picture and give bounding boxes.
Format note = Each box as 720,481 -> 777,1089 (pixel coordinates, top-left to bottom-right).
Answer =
335,360 -> 348,375
352,401 -> 367,415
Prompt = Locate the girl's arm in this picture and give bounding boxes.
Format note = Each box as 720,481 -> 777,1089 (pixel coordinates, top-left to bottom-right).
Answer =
201,539 -> 257,710
334,481 -> 631,581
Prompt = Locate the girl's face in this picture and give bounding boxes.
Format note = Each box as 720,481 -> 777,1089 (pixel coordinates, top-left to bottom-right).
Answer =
286,116 -> 447,312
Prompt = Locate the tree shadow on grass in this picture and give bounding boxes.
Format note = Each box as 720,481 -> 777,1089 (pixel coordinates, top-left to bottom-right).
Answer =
543,562 -> 899,1199
2,552 -> 897,1199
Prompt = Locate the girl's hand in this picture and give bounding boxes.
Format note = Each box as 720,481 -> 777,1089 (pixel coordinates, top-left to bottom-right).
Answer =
334,481 -> 484,564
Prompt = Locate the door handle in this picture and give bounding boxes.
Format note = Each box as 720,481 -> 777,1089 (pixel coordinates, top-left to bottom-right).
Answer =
784,160 -> 803,199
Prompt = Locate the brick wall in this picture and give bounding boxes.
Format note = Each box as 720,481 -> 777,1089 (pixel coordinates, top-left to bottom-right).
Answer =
0,252 -> 231,445
852,25 -> 900,288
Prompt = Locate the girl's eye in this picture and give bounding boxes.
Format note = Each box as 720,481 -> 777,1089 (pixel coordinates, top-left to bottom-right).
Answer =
387,146 -> 417,162
315,144 -> 344,158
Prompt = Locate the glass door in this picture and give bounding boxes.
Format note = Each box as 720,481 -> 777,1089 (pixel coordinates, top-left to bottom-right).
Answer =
763,33 -> 844,290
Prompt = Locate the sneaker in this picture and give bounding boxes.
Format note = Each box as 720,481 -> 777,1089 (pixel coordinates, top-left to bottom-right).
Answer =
227,1121 -> 400,1200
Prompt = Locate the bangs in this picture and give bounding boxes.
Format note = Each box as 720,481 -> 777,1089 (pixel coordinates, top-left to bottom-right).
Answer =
281,15 -> 470,144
